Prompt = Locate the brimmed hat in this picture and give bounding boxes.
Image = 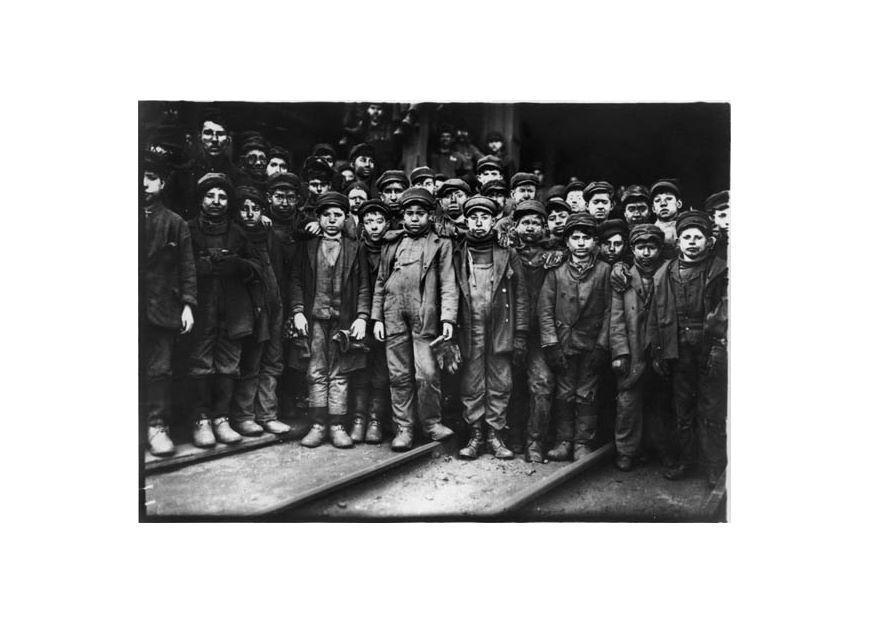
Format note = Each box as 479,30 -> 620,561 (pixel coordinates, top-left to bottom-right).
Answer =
399,187 -> 435,210
650,178 -> 682,198
676,210 -> 711,235
583,181 -> 614,202
410,166 -> 436,185
597,218 -> 628,241
463,195 -> 499,217
703,190 -> 729,212
629,224 -> 665,245
376,170 -> 410,191
436,178 -> 471,198
315,191 -> 350,214
197,172 -> 234,197
513,199 -> 547,221
267,172 -> 301,191
563,212 -> 598,238
510,172 -> 539,189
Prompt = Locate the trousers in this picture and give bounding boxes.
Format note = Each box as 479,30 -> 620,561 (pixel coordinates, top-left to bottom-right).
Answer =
307,318 -> 348,423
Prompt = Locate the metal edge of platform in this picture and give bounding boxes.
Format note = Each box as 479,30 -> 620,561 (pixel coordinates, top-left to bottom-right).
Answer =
701,469 -> 727,521
144,433 -> 290,475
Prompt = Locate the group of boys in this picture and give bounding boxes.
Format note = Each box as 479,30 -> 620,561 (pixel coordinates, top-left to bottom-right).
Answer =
140,113 -> 729,487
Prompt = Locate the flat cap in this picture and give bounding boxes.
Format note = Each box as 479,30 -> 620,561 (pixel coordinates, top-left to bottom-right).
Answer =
629,224 -> 665,246
620,184 -> 650,205
676,210 -> 711,235
510,172 -> 540,189
583,181 -> 615,201
349,143 -> 375,161
563,212 -> 599,237
485,130 -> 505,143
359,199 -> 391,219
376,170 -> 410,191
565,180 -> 586,194
597,218 -> 629,241
546,184 -> 567,202
267,146 -> 291,162
703,190 -> 730,212
267,172 -> 301,191
463,195 -> 499,217
400,187 -> 436,210
143,151 -> 172,179
197,172 -> 234,197
481,178 -> 508,196
476,155 -> 503,173
312,143 -> 336,157
302,156 -> 334,181
650,178 -> 682,198
344,180 -> 370,196
436,178 -> 471,198
410,166 -> 436,185
545,198 -> 572,214
513,199 -> 547,221
240,134 -> 269,154
237,185 -> 266,207
315,191 -> 350,214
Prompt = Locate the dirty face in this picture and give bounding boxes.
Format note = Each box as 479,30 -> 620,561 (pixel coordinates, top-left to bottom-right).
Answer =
238,198 -> 263,229
586,192 -> 612,221
200,120 -> 228,157
268,187 -> 299,217
201,187 -> 229,219
380,181 -> 405,207
318,206 -> 346,237
652,192 -> 681,221
565,229 -> 597,258
142,170 -> 165,203
466,210 -> 495,238
566,190 -> 585,212
308,179 -> 328,198
600,233 -> 626,264
632,239 -> 661,269
512,183 -> 537,203
347,187 -> 368,212
678,226 -> 708,261
266,157 -> 288,177
547,209 -> 569,236
515,213 -> 545,244
402,204 -> 430,234
362,211 -> 388,242
623,201 -> 650,226
354,155 -> 374,179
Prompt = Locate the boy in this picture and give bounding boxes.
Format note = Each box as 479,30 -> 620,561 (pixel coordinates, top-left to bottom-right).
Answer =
237,134 -> 270,189
266,146 -> 291,178
609,224 -> 673,471
506,200 -> 558,462
348,199 -> 393,443
597,219 -> 630,266
230,186 -> 292,436
544,199 -> 572,250
187,173 -> 261,448
289,191 -> 372,449
433,178 -> 471,241
476,155 -> 504,189
371,188 -> 458,451
538,213 -> 612,461
410,166 -> 437,195
564,180 -> 587,213
620,185 -> 652,227
650,178 -> 684,254
349,142 -> 376,187
510,172 -> 539,205
453,196 -> 529,460
376,169 -> 410,222
140,153 -> 197,456
705,190 -> 729,261
583,181 -> 615,223
648,211 -> 728,487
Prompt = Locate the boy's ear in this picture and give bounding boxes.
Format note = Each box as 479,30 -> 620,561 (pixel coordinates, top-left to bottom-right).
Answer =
676,199 -> 683,210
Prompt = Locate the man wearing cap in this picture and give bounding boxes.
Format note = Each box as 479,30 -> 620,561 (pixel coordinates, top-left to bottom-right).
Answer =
484,130 -> 516,179
583,181 -> 615,223
452,196 -> 529,460
237,134 -> 271,190
180,108 -> 243,219
650,179 -> 684,255
647,211 -> 728,487
376,169 -> 410,222
610,224 -> 674,472
433,178 -> 471,241
410,166 -> 437,195
505,200 -> 560,461
371,187 -> 458,451
429,125 -> 465,180
230,186 -> 292,437
140,152 -> 197,456
704,190 -> 730,261
620,185 -> 652,227
187,173 -> 261,448
476,155 -> 505,190
538,213 -> 613,461
347,199 -> 393,444
565,180 -> 587,213
288,191 -> 372,449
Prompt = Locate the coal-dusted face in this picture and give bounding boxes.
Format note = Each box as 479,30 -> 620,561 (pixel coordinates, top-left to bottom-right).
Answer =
308,179 -> 329,198
380,181 -> 405,206
624,201 -> 650,225
466,209 -> 495,238
201,187 -> 229,219
512,183 -> 536,203
632,240 -> 660,268
402,204 -> 430,234
268,187 -> 299,217
515,213 -> 545,244
318,206 -> 346,237
565,229 -> 597,258
566,190 -> 585,212
362,211 -> 389,242
354,155 -> 374,179
242,149 -> 268,177
266,157 -> 288,177
547,209 -> 569,236
238,198 -> 263,229
600,233 -> 625,264
347,187 -> 368,212
652,192 -> 681,221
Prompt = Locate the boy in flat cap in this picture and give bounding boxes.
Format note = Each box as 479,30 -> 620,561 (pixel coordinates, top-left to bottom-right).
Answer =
349,143 -> 376,188
538,213 -> 612,461
510,172 -> 539,206
230,187 -> 292,437
647,211 -> 728,487
565,180 -> 587,213
376,169 -> 410,223
347,199 -> 393,443
410,166 -> 437,195
705,190 -> 730,261
432,178 -> 471,241
597,219 -> 630,267
140,153 -> 197,456
650,179 -> 684,256
583,181 -> 615,223
289,192 -> 372,449
476,155 -> 505,190
237,134 -> 271,190
187,173 -> 262,448
609,224 -> 673,471
371,188 -> 458,451
452,196 -> 529,460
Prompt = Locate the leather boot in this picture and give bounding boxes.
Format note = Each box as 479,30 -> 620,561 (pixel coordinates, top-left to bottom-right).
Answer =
213,417 -> 242,444
524,441 -> 545,464
349,415 -> 367,443
364,412 -> 383,444
147,425 -> 175,456
458,420 -> 484,460
547,400 -> 574,461
423,422 -> 454,442
192,417 -> 216,448
329,424 -> 354,449
546,440 -> 573,462
261,419 -> 291,434
233,420 -> 264,436
391,426 -> 414,452
301,423 -> 327,448
572,401 -> 599,461
486,426 -> 514,460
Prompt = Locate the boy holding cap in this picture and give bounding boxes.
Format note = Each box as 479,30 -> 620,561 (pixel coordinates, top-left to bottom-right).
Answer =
371,187 -> 458,451
538,212 -> 612,461
289,191 -> 372,449
650,179 -> 684,255
452,196 -> 529,460
648,211 -> 728,487
140,153 -> 197,456
610,224 -> 673,471
187,173 -> 261,448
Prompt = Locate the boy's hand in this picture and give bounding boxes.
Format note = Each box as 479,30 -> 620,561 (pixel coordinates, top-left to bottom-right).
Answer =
512,334 -> 528,367
180,304 -> 194,334
261,215 -> 273,227
610,262 -> 631,293
652,358 -> 670,378
544,344 -> 567,374
304,221 -> 321,236
373,321 -> 385,342
442,322 -> 454,340
293,312 -> 309,337
350,318 -> 367,340
612,356 -> 629,377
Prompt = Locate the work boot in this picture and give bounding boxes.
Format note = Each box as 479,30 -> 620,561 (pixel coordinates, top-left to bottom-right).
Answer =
232,420 -> 263,437
192,417 -> 216,448
524,441 -> 545,464
329,424 -> 354,449
615,454 -> 635,472
663,463 -> 693,481
572,401 -> 599,461
349,415 -> 367,443
300,424 -> 327,448
423,422 -> 454,442
147,425 -> 175,457
458,421 -> 484,460
391,426 -> 415,452
261,419 -> 291,434
364,413 -> 383,444
486,426 -> 514,460
213,417 -> 242,444
546,441 -> 573,462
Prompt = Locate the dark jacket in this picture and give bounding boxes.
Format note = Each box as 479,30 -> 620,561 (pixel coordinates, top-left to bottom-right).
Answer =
538,258 -> 612,355
371,230 -> 459,338
139,202 -> 197,330
453,242 -> 529,359
242,225 -> 284,343
610,264 -> 659,390
188,216 -> 262,340
646,255 -> 728,363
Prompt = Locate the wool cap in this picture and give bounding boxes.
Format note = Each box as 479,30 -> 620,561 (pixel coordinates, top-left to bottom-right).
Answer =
240,134 -> 269,155
267,172 -> 301,191
463,195 -> 499,217
650,178 -> 682,198
583,180 -> 615,201
237,185 -> 266,207
481,178 -> 508,196
197,172 -> 234,197
410,166 -> 436,185
676,210 -> 712,235
349,143 -> 375,161
703,190 -> 730,212
629,223 -> 665,246
312,143 -> 336,158
597,218 -> 629,241
400,187 -> 436,210
302,156 -> 334,182
360,199 -> 391,219
376,169 -> 410,191
621,184 -> 650,205
476,155 -> 503,173
545,198 -> 572,214
565,180 -> 586,194
563,212 -> 599,238
546,184 -> 567,202
344,180 -> 370,196
436,178 -> 471,198
316,191 -> 350,214
513,199 -> 547,222
510,172 -> 540,189
267,146 -> 291,163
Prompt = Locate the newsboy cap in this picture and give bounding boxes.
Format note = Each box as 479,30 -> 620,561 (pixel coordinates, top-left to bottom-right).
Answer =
650,178 -> 682,198
597,218 -> 629,241
620,184 -> 650,205
546,184 -> 567,202
563,212 -> 599,238
237,185 -> 266,207
676,210 -> 711,235
359,198 -> 391,219
629,224 -> 665,246
349,143 -> 375,161
481,178 -> 508,196
565,180 -> 586,195
476,155 -> 503,173
510,172 -> 539,189
513,199 -> 547,221
267,146 -> 291,163
302,156 -> 334,182
583,181 -> 615,202
545,199 -> 572,214
316,191 -> 350,214
436,178 -> 471,198
703,190 -> 730,213
197,172 -> 234,197
410,166 -> 436,185
376,169 -> 410,191
267,172 -> 301,191
463,195 -> 499,217
400,187 -> 435,210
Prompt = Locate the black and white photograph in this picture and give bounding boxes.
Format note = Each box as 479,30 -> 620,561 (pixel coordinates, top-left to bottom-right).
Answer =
139,100 -> 730,521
